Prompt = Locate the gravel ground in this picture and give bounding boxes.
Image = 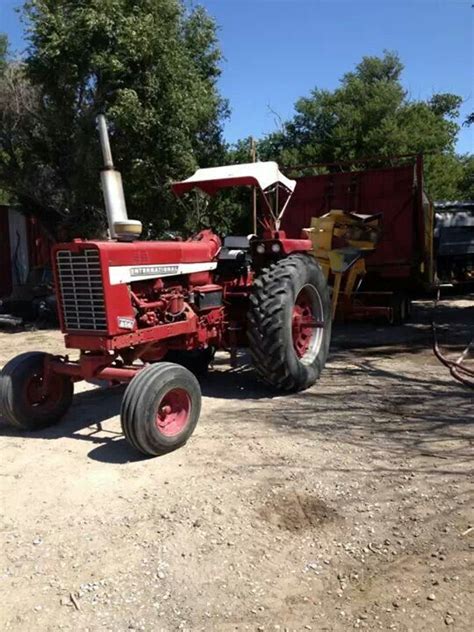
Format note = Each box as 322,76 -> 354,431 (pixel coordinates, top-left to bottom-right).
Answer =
0,297 -> 473,631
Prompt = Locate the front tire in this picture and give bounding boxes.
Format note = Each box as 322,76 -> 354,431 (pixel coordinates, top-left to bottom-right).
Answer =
247,254 -> 331,392
0,352 -> 73,429
121,362 -> 201,456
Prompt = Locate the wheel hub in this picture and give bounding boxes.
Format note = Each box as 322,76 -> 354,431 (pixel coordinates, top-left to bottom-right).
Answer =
24,373 -> 63,411
292,286 -> 324,361
156,388 -> 191,437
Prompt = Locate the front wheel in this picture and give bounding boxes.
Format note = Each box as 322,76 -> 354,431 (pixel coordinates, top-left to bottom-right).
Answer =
120,362 -> 201,456
0,352 -> 73,429
247,254 -> 331,392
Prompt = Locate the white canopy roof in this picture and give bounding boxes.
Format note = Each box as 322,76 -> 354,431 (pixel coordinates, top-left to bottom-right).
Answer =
172,161 -> 296,197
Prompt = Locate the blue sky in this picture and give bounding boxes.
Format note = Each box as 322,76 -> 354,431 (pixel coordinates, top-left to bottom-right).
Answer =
1,0 -> 473,153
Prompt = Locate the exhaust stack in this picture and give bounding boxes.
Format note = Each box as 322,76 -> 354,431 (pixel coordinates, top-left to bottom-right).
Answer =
97,115 -> 141,241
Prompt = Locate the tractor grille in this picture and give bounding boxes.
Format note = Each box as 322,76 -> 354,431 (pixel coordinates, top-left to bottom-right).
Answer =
56,249 -> 107,332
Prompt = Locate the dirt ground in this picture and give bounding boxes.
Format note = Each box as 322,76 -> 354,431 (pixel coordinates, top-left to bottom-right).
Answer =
1,297 -> 473,631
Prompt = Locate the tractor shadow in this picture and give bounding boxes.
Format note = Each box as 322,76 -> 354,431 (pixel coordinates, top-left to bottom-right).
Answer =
0,384 -> 148,464
0,361 -> 274,465
0,358 -> 274,465
202,297 -> 473,400
2,297 -> 471,464
202,353 -> 276,400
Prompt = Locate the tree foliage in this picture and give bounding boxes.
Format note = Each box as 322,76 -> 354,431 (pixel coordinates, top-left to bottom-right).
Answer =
0,34 -> 7,73
457,154 -> 474,199
1,19 -> 472,241
0,34 -> 10,204
253,52 -> 470,201
0,0 -> 228,237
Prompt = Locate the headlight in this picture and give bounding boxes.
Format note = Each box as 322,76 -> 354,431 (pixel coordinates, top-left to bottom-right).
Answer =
256,244 -> 265,254
271,243 -> 281,253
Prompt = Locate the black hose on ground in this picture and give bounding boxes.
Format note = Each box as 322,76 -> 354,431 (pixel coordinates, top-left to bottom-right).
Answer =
431,287 -> 473,388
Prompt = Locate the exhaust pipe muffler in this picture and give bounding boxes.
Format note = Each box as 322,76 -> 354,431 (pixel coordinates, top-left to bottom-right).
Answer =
97,115 -> 141,241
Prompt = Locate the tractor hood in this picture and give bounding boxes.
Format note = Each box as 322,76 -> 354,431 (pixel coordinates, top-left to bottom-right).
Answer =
172,161 -> 296,197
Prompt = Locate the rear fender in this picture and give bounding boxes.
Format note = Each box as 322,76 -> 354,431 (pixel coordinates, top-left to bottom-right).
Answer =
253,230 -> 312,258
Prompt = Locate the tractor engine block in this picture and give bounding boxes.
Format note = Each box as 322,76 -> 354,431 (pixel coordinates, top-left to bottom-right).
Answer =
52,231 -> 224,354
131,278 -> 189,328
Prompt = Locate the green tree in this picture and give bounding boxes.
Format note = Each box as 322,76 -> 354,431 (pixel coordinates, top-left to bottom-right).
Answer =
424,154 -> 465,200
464,112 -> 474,127
214,136 -> 258,234
0,0 -> 228,237
0,34 -> 7,73
457,154 -> 474,199
257,52 -> 468,200
0,34 -> 8,204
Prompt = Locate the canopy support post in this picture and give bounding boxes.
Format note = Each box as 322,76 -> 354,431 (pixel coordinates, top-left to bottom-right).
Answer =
250,137 -> 257,234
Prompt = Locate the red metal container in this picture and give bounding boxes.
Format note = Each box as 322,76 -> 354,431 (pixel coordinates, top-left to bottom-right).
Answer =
281,155 -> 434,292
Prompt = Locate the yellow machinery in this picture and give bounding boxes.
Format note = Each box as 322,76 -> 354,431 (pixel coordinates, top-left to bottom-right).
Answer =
304,210 -> 382,320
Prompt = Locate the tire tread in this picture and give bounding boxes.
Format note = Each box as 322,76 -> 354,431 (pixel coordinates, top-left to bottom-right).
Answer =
247,254 -> 331,392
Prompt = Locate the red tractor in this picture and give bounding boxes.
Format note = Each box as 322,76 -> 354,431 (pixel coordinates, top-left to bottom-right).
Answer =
0,116 -> 331,456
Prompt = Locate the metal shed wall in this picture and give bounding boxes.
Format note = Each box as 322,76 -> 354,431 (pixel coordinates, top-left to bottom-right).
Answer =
0,206 -> 12,296
0,207 -> 53,298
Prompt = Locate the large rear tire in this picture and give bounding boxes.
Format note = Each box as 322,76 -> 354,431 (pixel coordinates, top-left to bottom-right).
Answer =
120,362 -> 201,456
0,352 -> 73,429
247,254 -> 331,392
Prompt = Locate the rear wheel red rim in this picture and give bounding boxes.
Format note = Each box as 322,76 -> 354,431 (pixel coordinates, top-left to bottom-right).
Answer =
292,285 -> 324,362
156,388 -> 191,437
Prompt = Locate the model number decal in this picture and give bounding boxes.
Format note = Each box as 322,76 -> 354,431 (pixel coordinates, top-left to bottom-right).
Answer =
117,317 -> 135,330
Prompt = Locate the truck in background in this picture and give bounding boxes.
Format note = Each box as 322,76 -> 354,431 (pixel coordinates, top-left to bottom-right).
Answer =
434,201 -> 474,286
